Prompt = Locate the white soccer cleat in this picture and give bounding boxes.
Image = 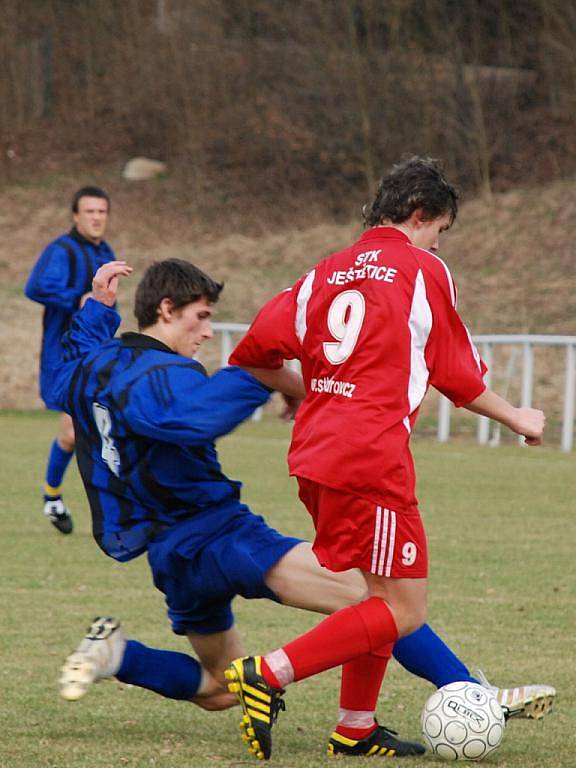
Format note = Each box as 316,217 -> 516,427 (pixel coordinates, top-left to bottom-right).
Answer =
60,617 -> 126,701
476,669 -> 556,720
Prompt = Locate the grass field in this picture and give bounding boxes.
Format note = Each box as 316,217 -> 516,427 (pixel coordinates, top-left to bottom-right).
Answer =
0,412 -> 574,767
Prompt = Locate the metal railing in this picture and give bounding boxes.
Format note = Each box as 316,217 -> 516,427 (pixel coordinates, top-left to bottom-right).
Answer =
213,325 -> 576,452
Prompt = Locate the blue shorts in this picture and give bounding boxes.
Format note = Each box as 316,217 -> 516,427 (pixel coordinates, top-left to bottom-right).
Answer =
147,503 -> 302,635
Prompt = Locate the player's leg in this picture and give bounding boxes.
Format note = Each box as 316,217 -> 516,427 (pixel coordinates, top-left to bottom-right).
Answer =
226,485 -> 429,759
255,485 -> 427,688
115,627 -> 238,710
264,541 -> 367,613
226,575 -> 426,759
394,624 -> 476,687
261,534 -> 556,726
326,645 -> 422,757
393,624 -> 556,720
60,521 -> 244,709
186,624 -> 245,709
260,575 -> 425,686
59,616 -> 235,710
266,547 -> 547,739
43,412 -> 75,534
265,547 -> 489,711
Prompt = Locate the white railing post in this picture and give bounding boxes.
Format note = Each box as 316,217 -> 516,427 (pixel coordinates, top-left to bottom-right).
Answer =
561,344 -> 575,453
220,329 -> 233,369
477,343 -> 493,445
518,342 -> 534,446
437,395 -> 451,442
211,326 -> 576,451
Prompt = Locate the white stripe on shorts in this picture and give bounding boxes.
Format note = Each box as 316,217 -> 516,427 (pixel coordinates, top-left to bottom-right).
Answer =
372,507 -> 397,577
385,510 -> 397,577
371,506 -> 382,573
377,508 -> 389,576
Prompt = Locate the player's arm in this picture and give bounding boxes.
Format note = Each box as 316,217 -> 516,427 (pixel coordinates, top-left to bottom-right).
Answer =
50,263 -> 133,413
423,263 -> 545,446
60,262 -> 132,361
240,365 -> 305,399
463,389 -> 545,446
230,283 -> 304,401
124,364 -> 272,446
422,260 -> 487,407
25,242 -> 86,310
241,365 -> 305,421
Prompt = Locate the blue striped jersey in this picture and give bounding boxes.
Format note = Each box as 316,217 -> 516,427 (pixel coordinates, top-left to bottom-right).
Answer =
53,300 -> 271,561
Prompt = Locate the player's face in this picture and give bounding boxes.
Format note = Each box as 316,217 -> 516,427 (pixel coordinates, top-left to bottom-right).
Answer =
73,196 -> 109,243
411,212 -> 452,252
170,297 -> 214,358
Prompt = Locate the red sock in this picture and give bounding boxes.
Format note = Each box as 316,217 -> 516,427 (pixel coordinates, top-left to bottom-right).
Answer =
281,597 -> 398,682
340,646 -> 393,711
335,643 -> 393,740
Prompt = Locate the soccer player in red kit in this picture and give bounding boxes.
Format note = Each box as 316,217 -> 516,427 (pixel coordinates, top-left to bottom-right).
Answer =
225,157 -> 546,760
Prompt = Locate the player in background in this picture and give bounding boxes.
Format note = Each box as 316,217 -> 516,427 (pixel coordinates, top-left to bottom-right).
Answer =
226,156 -> 547,760
56,260 -> 553,760
25,186 -> 115,534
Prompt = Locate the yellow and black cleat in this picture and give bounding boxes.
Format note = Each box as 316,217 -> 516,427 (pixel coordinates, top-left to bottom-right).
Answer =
328,724 -> 425,758
225,656 -> 286,761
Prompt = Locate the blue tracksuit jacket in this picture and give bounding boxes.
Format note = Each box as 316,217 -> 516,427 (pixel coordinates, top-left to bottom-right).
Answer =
25,227 -> 115,408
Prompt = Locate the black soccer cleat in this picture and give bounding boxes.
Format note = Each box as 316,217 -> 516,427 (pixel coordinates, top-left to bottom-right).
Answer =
327,724 -> 426,758
43,496 -> 73,534
225,656 -> 286,760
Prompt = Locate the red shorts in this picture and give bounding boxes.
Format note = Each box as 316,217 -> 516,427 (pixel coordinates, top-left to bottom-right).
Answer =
297,477 -> 428,578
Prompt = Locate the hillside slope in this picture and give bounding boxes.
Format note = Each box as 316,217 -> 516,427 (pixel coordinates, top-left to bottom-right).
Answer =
0,174 -> 574,409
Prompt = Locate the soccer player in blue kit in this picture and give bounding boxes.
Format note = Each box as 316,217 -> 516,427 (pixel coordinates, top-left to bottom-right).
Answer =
56,260 -> 554,757
25,186 -> 115,534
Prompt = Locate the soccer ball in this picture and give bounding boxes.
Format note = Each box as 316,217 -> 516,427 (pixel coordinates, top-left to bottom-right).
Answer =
421,681 -> 505,761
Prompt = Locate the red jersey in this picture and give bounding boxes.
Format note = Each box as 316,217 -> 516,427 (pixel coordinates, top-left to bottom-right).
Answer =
230,227 -> 486,509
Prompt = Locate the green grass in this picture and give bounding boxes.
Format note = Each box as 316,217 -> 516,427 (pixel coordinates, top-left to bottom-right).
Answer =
0,412 -> 574,767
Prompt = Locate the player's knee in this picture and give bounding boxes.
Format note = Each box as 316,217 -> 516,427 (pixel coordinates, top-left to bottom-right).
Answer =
58,429 -> 75,451
401,603 -> 427,636
377,596 -> 426,638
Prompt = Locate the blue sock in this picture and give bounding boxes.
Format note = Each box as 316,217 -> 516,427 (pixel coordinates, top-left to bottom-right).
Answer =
393,624 -> 479,688
44,440 -> 74,495
116,640 -> 202,700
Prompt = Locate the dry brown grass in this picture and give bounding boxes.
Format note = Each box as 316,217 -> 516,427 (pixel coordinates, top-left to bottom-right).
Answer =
1,173 -> 574,409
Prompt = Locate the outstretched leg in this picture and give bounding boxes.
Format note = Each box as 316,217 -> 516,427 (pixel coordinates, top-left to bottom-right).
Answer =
59,617 -> 237,711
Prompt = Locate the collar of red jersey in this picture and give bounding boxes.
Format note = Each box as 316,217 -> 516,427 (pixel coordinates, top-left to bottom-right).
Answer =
359,226 -> 410,244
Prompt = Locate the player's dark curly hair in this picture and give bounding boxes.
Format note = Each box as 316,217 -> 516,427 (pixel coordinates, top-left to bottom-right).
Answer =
134,258 -> 223,329
362,156 -> 459,227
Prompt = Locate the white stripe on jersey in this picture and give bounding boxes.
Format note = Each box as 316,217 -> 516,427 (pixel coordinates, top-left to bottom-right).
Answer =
418,249 -> 481,373
407,269 -> 433,416
295,270 -> 316,343
464,325 -> 483,372
422,248 -> 457,307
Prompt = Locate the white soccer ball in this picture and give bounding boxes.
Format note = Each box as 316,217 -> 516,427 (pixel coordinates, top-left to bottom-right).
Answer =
421,681 -> 505,761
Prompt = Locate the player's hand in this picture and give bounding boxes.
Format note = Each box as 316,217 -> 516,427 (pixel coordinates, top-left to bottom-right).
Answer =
190,689 -> 238,711
512,407 -> 546,446
280,393 -> 302,421
92,261 -> 133,307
